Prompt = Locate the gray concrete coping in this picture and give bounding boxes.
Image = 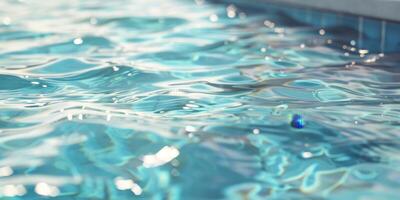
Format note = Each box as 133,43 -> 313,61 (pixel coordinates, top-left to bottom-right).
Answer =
258,0 -> 400,21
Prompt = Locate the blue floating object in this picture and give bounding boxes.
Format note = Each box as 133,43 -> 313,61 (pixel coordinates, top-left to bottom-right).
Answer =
291,114 -> 305,129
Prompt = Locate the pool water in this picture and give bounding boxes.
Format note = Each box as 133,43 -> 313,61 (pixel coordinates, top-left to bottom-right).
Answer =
0,0 -> 400,199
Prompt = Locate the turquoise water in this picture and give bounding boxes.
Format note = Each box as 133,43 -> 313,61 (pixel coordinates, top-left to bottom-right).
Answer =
1,0 -> 400,199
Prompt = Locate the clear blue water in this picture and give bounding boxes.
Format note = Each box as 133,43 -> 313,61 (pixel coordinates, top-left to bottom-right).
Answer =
0,0 -> 400,199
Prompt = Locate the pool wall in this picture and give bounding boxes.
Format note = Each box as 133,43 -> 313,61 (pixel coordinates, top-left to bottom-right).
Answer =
213,0 -> 400,54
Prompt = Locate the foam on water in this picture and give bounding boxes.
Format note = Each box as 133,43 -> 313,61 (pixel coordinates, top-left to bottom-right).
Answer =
0,0 -> 400,199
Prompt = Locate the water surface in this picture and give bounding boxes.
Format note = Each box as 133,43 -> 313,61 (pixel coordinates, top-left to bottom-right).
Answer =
0,0 -> 400,199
